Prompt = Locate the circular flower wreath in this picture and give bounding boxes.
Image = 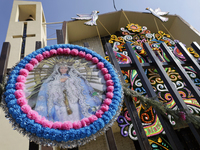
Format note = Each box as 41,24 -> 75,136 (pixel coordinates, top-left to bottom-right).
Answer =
2,44 -> 123,148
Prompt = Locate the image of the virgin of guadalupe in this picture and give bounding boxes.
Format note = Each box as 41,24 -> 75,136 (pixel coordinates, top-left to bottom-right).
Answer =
34,63 -> 102,123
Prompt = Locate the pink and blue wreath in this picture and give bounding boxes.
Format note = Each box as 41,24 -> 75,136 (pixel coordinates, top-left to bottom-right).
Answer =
2,44 -> 122,148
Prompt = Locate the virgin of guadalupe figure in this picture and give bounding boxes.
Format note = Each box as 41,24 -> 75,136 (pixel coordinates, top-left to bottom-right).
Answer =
34,63 -> 101,123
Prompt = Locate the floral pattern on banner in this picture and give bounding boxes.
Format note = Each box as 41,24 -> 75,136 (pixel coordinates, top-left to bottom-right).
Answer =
106,23 -> 200,149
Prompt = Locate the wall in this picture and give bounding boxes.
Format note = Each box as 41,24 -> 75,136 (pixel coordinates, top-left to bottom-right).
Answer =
71,36 -> 105,57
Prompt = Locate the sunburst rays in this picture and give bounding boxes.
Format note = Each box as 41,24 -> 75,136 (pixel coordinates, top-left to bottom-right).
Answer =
25,55 -> 106,103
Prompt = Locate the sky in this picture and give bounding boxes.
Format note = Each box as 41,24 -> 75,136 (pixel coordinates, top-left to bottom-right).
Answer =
1,0 -> 200,51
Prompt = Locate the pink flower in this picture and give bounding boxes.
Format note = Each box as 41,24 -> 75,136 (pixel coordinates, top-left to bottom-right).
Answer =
52,122 -> 62,129
17,97 -> 27,106
15,82 -> 24,90
73,121 -> 82,129
19,69 -> 29,77
63,48 -> 71,55
97,62 -> 104,69
103,98 -> 112,105
62,121 -> 73,130
35,54 -> 44,62
16,75 -> 26,83
104,74 -> 111,80
101,68 -> 108,75
179,111 -> 186,121
42,52 -> 46,58
57,48 -> 63,55
88,115 -> 98,123
107,86 -> 114,92
25,63 -> 34,71
81,118 -> 90,127
71,49 -> 79,56
50,49 -> 57,56
42,119 -> 53,128
92,57 -> 99,64
21,104 -> 31,114
101,104 -> 109,112
95,110 -> 104,118
29,58 -> 38,66
106,80 -> 114,86
14,90 -> 25,99
35,115 -> 42,124
106,92 -> 114,99
78,51 -> 86,58
42,51 -> 50,58
85,54 -> 92,61
27,110 -> 38,120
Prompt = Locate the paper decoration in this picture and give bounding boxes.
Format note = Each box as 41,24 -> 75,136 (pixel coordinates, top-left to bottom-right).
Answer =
2,44 -> 123,148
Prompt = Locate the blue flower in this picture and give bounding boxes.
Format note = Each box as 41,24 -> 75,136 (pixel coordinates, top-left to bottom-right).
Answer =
15,116 -> 23,124
50,45 -> 56,49
54,130 -> 63,142
20,118 -> 29,128
49,129 -> 57,141
27,53 -> 35,58
109,109 -> 116,116
104,111 -> 112,120
84,126 -> 92,137
62,130 -> 70,142
35,124 -> 44,137
6,84 -> 15,90
75,129 -> 81,140
7,79 -> 16,85
97,118 -> 105,129
102,115 -> 110,124
79,47 -> 85,52
13,66 -> 22,71
89,124 -> 97,134
93,119 -> 105,131
10,70 -> 19,75
94,54 -> 102,59
20,59 -> 28,65
9,75 -> 18,80
113,91 -> 122,98
5,95 -> 16,103
114,83 -> 121,88
109,103 -> 118,111
69,129 -> 76,141
40,48 -> 46,52
17,63 -> 26,68
25,120 -> 34,132
112,100 -> 119,106
31,123 -> 41,134
63,44 -> 70,48
4,89 -> 15,96
79,128 -> 86,139
73,45 -> 81,50
24,56 -> 32,62
43,128 -> 51,139
36,49 -> 43,54
15,114 -> 26,124
59,44 -> 66,48
54,45 -> 60,49
9,74 -> 18,79
7,100 -> 17,108
31,51 -> 38,56
44,46 -> 51,51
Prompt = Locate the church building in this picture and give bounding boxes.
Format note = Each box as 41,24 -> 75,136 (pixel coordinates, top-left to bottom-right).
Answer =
1,1 -> 200,150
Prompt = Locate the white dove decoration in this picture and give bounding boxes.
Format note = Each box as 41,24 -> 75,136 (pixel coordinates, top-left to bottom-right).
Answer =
146,7 -> 169,22
71,10 -> 99,26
